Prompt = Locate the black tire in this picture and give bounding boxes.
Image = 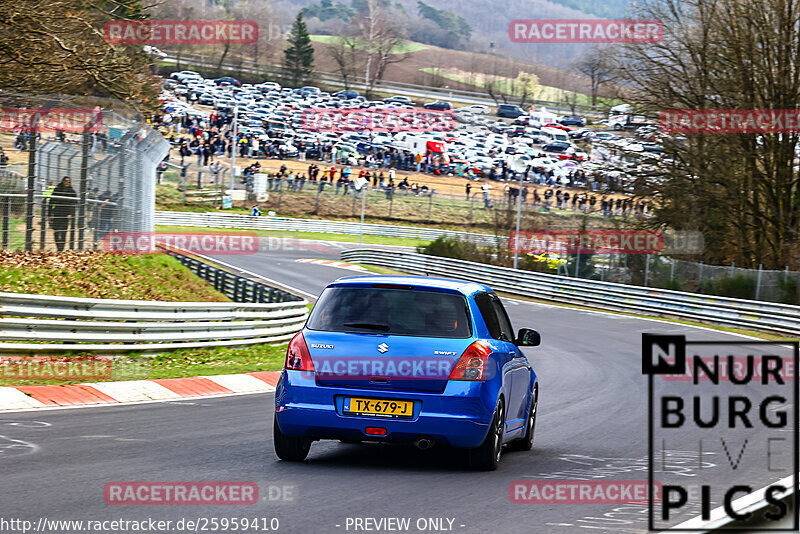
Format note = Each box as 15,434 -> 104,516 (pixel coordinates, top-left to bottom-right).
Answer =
509,387 -> 538,452
468,399 -> 504,471
273,416 -> 311,462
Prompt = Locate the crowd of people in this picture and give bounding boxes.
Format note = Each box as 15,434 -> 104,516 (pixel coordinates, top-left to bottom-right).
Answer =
150,105 -> 651,219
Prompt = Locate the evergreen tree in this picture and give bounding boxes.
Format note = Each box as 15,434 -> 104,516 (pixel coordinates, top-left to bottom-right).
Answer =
283,13 -> 315,87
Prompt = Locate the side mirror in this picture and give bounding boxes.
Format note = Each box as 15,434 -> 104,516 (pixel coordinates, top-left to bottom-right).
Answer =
516,328 -> 541,347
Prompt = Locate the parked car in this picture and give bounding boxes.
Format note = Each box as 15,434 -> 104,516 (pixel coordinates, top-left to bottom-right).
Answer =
424,101 -> 452,111
543,122 -> 573,132
333,90 -> 359,100
214,77 -> 241,87
143,45 -> 168,59
464,105 -> 490,115
558,116 -> 586,127
541,141 -> 572,154
497,104 -> 525,119
273,276 -> 541,470
384,95 -> 414,105
170,70 -> 201,82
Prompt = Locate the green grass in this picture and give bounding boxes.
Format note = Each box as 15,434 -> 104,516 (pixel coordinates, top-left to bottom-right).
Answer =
418,67 -> 623,108
311,35 -> 428,54
148,343 -> 287,378
155,224 -> 430,247
0,251 -> 229,301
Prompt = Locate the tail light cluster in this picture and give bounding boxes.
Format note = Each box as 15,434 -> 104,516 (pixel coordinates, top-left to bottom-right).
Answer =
285,332 -> 315,371
448,341 -> 492,381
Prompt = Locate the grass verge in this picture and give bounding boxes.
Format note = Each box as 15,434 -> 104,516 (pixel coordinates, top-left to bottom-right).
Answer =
155,224 -> 429,248
0,251 -> 229,301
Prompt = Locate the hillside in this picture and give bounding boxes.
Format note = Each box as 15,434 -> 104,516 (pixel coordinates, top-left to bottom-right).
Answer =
309,37 -> 596,100
274,0 -> 637,68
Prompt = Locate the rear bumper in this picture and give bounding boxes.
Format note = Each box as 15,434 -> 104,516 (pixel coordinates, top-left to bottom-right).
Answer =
274,370 -> 496,448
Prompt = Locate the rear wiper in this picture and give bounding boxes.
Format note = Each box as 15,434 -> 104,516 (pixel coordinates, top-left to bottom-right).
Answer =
343,322 -> 390,332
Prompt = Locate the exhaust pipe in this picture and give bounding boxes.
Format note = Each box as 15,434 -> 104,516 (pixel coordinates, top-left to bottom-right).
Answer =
414,437 -> 434,450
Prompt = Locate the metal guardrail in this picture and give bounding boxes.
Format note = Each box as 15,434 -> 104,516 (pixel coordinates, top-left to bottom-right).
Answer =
167,249 -> 304,304
0,254 -> 308,353
340,249 -> 800,336
154,210 -> 504,245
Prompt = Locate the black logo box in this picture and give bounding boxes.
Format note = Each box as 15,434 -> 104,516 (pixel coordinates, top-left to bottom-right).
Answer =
643,334 -> 799,531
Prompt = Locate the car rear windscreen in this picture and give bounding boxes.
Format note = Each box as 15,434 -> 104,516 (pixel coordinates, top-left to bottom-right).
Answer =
306,287 -> 472,338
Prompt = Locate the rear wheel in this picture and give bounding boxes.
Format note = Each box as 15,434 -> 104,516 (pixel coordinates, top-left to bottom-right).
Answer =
509,387 -> 538,452
468,399 -> 504,471
273,417 -> 311,462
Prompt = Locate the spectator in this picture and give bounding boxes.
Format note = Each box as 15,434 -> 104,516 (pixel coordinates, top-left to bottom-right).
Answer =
481,183 -> 492,208
49,177 -> 77,251
251,205 -> 261,217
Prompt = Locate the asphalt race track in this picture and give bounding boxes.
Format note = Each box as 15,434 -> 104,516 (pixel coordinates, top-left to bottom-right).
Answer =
1,237 -> 794,534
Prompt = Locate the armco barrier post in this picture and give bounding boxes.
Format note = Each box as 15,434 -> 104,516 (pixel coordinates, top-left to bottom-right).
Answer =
755,264 -> 762,300
25,133 -> 36,251
77,132 -> 89,250
2,196 -> 10,248
39,197 -> 48,250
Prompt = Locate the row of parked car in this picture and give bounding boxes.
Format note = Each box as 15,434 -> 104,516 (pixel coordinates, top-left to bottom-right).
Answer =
161,73 -> 644,183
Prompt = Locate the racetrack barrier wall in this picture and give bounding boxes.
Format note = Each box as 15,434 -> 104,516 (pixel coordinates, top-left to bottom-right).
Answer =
340,248 -> 800,337
0,251 -> 308,353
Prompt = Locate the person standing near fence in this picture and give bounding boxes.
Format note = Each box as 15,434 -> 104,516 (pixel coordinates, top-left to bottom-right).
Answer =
96,189 -> 116,239
49,177 -> 77,252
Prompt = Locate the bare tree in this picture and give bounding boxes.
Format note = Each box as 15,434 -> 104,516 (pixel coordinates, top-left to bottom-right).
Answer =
354,0 -> 410,98
573,47 -> 615,107
0,0 -> 160,110
327,34 -> 361,90
613,0 -> 800,269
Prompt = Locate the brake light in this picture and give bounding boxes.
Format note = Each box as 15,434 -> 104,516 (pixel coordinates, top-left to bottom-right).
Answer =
365,427 -> 387,436
285,332 -> 315,371
448,341 -> 492,381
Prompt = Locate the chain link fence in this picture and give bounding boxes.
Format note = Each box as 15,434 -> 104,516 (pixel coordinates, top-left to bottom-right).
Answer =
0,92 -> 169,251
157,170 -> 650,231
545,253 -> 800,305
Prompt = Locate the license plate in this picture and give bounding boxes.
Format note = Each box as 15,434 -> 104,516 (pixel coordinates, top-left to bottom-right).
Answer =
343,397 -> 413,419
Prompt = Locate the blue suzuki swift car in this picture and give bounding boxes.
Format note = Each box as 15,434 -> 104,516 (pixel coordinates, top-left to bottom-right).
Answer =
273,275 -> 540,470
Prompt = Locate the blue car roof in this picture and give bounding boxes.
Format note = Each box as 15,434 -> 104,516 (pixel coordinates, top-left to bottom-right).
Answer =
330,275 -> 491,297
